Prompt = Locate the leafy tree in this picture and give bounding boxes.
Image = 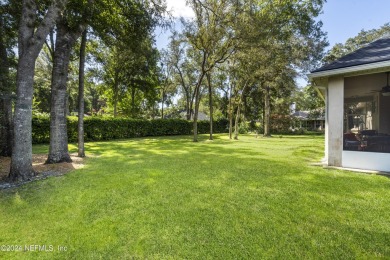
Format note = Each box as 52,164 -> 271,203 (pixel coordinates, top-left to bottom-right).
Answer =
48,0 -> 167,163
33,46 -> 53,113
234,0 -> 327,137
165,31 -> 197,120
97,38 -> 160,118
184,0 -> 237,141
159,49 -> 177,118
293,85 -> 325,119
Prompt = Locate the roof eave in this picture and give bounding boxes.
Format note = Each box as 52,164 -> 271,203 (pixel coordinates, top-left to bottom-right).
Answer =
308,60 -> 390,80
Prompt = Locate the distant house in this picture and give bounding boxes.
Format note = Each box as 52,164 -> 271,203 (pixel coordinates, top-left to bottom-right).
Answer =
179,110 -> 209,121
292,110 -> 325,131
308,36 -> 390,172
164,109 -> 209,121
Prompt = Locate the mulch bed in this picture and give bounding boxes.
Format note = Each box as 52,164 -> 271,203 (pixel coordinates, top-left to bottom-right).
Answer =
0,154 -> 85,190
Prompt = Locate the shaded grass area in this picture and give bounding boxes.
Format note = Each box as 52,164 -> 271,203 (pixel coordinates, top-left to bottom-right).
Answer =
1,134 -> 390,259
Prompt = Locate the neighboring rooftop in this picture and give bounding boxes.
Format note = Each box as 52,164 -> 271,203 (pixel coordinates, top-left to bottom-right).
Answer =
292,110 -> 325,120
311,36 -> 390,73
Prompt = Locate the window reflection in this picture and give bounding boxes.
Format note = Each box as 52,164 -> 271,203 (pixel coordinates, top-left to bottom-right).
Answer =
343,96 -> 390,153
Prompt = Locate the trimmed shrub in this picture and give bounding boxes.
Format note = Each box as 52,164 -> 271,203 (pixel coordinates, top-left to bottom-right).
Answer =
31,116 -> 229,144
32,114 -> 51,144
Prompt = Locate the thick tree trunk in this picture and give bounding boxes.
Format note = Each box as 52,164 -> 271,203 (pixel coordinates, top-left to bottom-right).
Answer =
9,0 -> 66,181
47,22 -> 75,164
0,16 -> 12,157
78,29 -> 87,158
46,0 -> 91,164
9,54 -> 37,181
264,86 -> 271,137
207,72 -> 213,140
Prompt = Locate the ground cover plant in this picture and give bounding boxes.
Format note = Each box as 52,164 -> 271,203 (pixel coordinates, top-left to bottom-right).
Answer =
0,135 -> 389,259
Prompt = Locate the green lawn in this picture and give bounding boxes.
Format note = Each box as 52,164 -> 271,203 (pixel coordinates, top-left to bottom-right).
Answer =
1,134 -> 390,259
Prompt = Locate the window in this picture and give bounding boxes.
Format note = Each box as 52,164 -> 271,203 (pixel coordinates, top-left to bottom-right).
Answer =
344,96 -> 375,133
343,96 -> 390,153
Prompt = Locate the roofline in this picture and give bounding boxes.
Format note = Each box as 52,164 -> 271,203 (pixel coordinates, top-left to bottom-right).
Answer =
308,60 -> 390,80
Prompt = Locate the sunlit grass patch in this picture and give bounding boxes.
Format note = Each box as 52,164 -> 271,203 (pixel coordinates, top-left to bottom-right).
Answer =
1,134 -> 389,259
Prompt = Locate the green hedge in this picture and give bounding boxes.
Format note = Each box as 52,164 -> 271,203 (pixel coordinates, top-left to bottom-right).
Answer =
32,116 -> 229,144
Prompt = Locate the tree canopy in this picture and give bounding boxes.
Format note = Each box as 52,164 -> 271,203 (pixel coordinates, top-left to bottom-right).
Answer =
3,0 -> 331,180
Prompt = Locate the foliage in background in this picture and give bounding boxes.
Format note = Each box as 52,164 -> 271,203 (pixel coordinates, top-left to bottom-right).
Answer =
31,115 -> 229,144
323,23 -> 390,64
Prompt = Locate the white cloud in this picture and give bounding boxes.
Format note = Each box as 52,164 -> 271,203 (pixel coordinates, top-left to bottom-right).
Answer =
166,0 -> 194,18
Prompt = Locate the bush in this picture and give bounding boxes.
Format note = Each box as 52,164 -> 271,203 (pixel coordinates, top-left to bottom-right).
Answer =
239,121 -> 249,134
31,114 -> 51,144
31,116 -> 229,144
270,115 -> 294,134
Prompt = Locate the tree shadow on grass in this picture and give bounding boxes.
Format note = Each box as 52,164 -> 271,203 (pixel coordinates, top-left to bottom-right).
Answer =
1,135 -> 390,258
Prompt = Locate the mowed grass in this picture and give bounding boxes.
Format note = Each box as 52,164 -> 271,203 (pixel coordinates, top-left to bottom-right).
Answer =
1,134 -> 390,259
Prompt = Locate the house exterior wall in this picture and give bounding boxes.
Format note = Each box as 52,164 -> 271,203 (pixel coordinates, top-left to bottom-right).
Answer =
310,61 -> 390,172
343,151 -> 390,172
326,76 -> 344,166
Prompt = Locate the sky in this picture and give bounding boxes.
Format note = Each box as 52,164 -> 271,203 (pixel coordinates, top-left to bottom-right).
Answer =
320,0 -> 390,48
154,0 -> 390,86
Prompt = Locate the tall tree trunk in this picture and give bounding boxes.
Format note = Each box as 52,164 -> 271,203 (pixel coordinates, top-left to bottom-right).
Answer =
263,86 -> 271,137
0,16 -> 12,157
131,87 -> 136,118
176,65 -> 191,120
234,82 -> 248,140
193,66 -> 207,142
160,89 -> 164,119
113,80 -> 118,117
47,22 -> 74,164
114,86 -> 118,117
78,28 -> 87,158
9,54 -> 36,180
207,72 -> 213,140
185,90 -> 191,120
189,93 -> 194,120
228,82 -> 233,139
234,101 -> 241,140
243,94 -> 247,121
9,0 -> 66,181
47,0 -> 92,164
193,86 -> 201,142
225,91 -> 229,118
